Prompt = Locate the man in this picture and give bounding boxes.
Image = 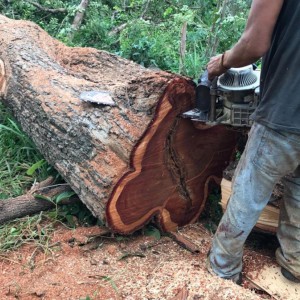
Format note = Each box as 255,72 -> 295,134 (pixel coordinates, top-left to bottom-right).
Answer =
206,0 -> 300,284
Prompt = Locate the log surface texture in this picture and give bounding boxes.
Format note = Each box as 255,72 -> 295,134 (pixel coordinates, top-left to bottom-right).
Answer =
0,15 -> 237,233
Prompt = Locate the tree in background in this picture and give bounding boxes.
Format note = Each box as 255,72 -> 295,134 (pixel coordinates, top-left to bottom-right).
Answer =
0,0 -> 250,78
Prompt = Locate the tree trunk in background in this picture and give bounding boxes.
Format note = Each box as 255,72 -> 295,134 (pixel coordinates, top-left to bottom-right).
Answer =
69,0 -> 90,41
205,0 -> 229,59
179,22 -> 187,75
0,15 -> 237,233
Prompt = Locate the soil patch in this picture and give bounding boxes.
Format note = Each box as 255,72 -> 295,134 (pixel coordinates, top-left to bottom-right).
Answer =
0,222 -> 274,300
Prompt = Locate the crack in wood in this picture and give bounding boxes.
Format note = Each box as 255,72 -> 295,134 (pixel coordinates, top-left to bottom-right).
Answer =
166,118 -> 192,209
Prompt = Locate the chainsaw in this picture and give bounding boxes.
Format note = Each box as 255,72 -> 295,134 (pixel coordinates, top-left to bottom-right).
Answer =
182,65 -> 260,127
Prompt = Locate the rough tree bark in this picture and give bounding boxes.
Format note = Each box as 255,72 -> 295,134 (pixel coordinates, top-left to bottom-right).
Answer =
0,15 -> 237,233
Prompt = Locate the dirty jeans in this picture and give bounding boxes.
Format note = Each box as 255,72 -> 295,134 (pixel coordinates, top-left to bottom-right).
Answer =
208,122 -> 300,279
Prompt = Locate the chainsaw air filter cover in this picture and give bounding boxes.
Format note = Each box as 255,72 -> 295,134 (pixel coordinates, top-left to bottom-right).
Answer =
218,65 -> 260,91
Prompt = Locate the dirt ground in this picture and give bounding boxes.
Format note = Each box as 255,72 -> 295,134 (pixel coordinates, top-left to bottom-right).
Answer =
0,222 -> 276,300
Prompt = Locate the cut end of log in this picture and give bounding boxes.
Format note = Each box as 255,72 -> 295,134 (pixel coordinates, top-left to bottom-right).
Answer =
106,79 -> 238,234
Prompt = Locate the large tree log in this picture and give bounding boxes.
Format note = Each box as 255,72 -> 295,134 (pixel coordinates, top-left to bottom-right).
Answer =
0,15 -> 237,233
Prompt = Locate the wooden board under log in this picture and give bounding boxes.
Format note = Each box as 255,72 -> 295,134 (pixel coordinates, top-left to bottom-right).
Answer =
247,264 -> 300,299
0,15 -> 238,233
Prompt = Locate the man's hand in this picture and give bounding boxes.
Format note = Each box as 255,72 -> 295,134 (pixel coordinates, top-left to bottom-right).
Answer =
206,0 -> 284,80
207,54 -> 229,81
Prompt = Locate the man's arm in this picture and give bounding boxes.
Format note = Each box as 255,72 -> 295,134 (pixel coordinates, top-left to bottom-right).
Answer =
207,0 -> 284,79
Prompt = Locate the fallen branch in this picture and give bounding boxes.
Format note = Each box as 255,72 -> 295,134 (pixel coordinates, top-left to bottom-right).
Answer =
0,177 -> 80,224
168,232 -> 200,253
27,1 -> 67,14
108,23 -> 127,36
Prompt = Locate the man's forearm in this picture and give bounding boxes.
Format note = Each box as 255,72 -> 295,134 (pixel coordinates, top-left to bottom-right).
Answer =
207,0 -> 284,79
223,0 -> 284,69
223,37 -> 264,68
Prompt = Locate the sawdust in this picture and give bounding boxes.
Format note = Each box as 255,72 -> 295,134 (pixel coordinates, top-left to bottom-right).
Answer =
0,222 -> 271,300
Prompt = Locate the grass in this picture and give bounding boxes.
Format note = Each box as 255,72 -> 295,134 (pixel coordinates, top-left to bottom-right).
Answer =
0,104 -> 98,253
0,203 -> 98,253
0,212 -> 55,253
0,103 -> 57,252
0,104 -> 54,199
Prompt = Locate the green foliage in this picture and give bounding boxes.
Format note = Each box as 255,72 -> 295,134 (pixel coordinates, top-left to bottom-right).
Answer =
215,1 -> 250,52
235,150 -> 242,161
56,200 -> 99,227
207,191 -> 223,224
0,0 -> 250,78
26,159 -> 47,176
0,202 -> 97,253
144,225 -> 161,240
0,104 -> 55,199
101,276 -> 118,293
0,212 -> 55,252
201,189 -> 223,233
35,190 -> 99,227
0,197 -> 98,252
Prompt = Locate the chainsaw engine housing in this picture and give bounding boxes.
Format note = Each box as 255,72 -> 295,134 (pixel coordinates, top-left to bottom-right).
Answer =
218,65 -> 260,126
182,65 -> 260,127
